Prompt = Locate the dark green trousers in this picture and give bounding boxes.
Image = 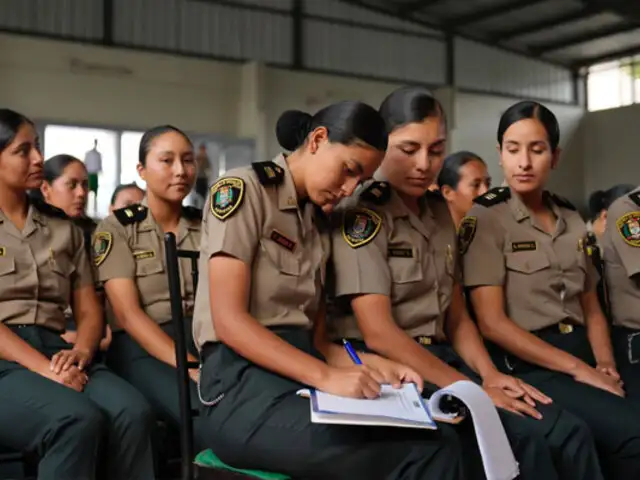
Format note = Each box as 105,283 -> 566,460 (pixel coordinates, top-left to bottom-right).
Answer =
611,326 -> 640,401
488,325 -> 640,480
350,339 -> 602,480
199,328 -> 465,480
106,318 -> 202,449
0,326 -> 155,480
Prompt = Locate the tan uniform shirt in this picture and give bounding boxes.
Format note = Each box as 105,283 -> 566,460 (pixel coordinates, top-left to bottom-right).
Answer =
94,198 -> 201,331
602,187 -> 640,329
330,183 -> 458,340
192,154 -> 331,349
462,188 -> 595,332
0,200 -> 94,331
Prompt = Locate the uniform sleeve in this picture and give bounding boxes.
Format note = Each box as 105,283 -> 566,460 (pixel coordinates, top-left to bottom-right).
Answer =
203,174 -> 263,265
605,199 -> 640,278
462,206 -> 506,287
70,223 -> 95,290
330,207 -> 391,297
93,217 -> 135,282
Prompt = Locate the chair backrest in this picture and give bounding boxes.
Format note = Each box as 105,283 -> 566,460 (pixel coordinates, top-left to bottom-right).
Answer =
164,232 -> 200,480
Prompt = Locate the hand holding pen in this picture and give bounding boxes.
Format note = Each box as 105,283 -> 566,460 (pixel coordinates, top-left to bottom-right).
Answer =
315,340 -> 382,399
343,339 -> 424,392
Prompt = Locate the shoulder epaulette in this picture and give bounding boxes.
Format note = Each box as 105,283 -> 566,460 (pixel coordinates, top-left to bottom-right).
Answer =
251,161 -> 285,186
32,198 -> 68,219
114,204 -> 147,225
182,206 -> 203,220
473,187 -> 510,207
548,192 -> 576,211
361,181 -> 391,205
629,191 -> 640,207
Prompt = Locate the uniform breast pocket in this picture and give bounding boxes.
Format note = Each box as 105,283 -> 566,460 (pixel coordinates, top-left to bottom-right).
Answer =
389,256 -> 423,284
0,256 -> 16,278
51,258 -> 75,279
135,259 -> 165,278
262,241 -> 301,277
505,251 -> 550,275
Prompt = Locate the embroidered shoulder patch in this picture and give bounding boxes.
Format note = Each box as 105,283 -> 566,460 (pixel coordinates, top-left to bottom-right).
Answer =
342,208 -> 382,248
457,216 -> 477,255
474,187 -> 510,207
210,177 -> 245,221
93,232 -> 113,267
617,211 -> 640,247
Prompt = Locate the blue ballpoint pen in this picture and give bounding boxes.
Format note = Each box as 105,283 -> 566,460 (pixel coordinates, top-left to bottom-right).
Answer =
342,339 -> 363,365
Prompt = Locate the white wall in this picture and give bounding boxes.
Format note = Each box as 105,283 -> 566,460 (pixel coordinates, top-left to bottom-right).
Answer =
0,33 -> 591,208
581,104 -> 640,198
447,91 -> 586,207
0,33 -> 242,135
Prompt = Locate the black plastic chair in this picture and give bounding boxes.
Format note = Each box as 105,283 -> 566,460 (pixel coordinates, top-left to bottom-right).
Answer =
585,232 -> 611,320
165,233 -> 201,480
165,234 -> 271,480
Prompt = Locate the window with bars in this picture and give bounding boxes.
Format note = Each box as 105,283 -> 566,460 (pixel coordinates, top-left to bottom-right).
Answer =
587,57 -> 640,112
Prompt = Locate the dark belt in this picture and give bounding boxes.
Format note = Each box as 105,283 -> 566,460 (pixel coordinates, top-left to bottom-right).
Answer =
7,324 -> 63,334
201,326 -> 312,363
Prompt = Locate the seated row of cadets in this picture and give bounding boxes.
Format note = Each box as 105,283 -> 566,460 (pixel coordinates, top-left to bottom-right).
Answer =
188,87 -> 640,479
2,86 -> 640,480
0,108 -> 155,480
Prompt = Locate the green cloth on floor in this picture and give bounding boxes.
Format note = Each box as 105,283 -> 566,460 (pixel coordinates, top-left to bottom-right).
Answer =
194,449 -> 290,479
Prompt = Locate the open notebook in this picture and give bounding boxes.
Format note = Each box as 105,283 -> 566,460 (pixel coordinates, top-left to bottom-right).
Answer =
297,381 -> 519,480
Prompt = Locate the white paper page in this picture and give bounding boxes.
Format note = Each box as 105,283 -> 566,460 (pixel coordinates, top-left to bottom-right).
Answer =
312,384 -> 435,427
428,381 -> 519,480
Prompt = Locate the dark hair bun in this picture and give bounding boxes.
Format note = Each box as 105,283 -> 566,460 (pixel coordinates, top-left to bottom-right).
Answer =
276,110 -> 312,151
588,190 -> 605,217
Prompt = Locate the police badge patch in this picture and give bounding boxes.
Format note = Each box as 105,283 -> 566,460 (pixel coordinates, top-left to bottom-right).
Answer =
617,211 -> 640,247
93,232 -> 112,267
210,177 -> 245,221
457,216 -> 477,255
342,208 -> 382,248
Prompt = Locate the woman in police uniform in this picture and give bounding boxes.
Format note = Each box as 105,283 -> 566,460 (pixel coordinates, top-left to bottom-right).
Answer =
0,109 -> 154,480
437,150 -> 491,228
601,186 -> 640,400
34,154 -> 113,350
463,100 -> 640,479
193,101 -> 466,479
95,125 -> 202,431
330,87 -> 602,480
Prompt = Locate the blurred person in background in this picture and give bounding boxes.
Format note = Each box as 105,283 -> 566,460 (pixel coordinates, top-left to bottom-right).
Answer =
588,184 -> 635,239
437,151 -> 491,228
110,182 -> 145,213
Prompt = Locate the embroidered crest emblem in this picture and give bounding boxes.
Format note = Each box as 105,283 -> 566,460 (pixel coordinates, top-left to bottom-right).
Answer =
458,216 -> 477,255
617,212 -> 640,247
342,208 -> 382,248
210,177 -> 245,221
93,232 -> 113,267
